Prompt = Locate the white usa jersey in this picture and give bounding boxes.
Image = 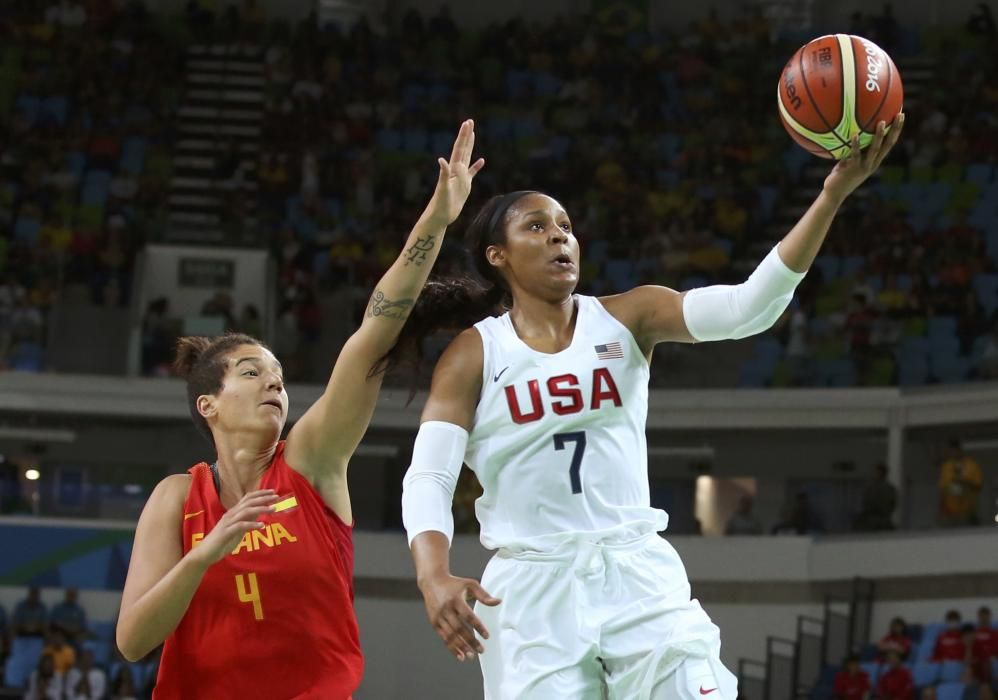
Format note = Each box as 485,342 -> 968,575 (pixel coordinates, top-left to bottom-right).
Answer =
467,294 -> 668,551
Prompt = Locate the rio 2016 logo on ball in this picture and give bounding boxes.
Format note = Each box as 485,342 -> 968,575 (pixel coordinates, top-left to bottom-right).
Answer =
778,34 -> 903,160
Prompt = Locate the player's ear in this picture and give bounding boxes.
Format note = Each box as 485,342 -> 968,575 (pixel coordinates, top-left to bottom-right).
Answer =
485,244 -> 505,268
197,394 -> 217,419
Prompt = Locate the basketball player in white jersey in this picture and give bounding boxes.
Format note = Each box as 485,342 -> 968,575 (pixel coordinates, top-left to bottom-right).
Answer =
400,117 -> 903,699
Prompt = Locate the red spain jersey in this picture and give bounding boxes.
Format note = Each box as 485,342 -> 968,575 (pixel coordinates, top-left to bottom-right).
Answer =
154,443 -> 363,699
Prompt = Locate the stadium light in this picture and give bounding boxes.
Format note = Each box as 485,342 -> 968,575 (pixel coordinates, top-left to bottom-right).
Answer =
25,469 -> 40,481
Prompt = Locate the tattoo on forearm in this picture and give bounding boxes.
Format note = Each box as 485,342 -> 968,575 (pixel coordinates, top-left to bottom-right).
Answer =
404,234 -> 437,266
366,290 -> 414,320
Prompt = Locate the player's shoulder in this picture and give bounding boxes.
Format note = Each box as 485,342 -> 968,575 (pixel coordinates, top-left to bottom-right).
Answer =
439,327 -> 484,366
145,473 -> 192,519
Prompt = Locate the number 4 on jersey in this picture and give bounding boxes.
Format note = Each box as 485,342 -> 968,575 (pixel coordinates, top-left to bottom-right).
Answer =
553,431 -> 587,494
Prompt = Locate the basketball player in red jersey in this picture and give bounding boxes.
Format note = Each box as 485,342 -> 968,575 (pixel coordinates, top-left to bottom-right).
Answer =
399,118 -> 903,699
115,121 -> 484,700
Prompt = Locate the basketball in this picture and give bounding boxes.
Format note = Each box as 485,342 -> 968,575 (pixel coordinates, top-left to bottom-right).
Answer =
778,34 -> 903,160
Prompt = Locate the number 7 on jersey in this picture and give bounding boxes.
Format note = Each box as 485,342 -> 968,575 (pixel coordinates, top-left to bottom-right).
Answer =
553,431 -> 587,494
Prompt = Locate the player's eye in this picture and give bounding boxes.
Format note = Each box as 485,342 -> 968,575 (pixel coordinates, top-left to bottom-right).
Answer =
560,222 -> 572,232
530,222 -> 544,232
243,370 -> 259,377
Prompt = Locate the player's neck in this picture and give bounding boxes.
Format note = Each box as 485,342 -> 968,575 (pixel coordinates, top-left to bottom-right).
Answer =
508,293 -> 576,345
213,434 -> 276,505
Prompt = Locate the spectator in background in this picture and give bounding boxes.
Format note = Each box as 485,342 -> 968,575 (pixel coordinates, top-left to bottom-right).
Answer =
725,495 -> 763,535
24,653 -> 63,700
937,439 -> 983,527
975,607 -> 997,661
42,629 -> 76,674
877,649 -> 914,700
64,649 -> 106,700
853,463 -> 897,531
49,587 -> 87,646
932,610 -> 966,662
832,654 -> 871,700
924,625 -> 996,700
12,586 -> 47,637
878,617 -> 913,661
141,298 -> 177,376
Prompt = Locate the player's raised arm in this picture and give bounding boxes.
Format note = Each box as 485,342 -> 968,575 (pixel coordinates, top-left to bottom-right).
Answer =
606,113 -> 904,351
284,121 -> 484,488
403,329 -> 501,662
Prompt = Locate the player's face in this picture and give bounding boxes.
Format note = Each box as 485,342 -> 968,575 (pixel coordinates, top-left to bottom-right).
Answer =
489,193 -> 580,297
201,344 -> 289,440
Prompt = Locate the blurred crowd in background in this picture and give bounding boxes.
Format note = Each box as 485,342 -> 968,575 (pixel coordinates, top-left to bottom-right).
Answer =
0,0 -> 997,386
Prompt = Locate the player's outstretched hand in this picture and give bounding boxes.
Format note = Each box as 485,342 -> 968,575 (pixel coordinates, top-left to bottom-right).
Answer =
190,490 -> 279,567
423,119 -> 485,230
419,573 -> 501,662
823,111 -> 905,202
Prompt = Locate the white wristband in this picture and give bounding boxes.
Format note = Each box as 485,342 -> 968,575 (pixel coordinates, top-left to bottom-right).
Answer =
402,421 -> 469,546
682,244 -> 806,342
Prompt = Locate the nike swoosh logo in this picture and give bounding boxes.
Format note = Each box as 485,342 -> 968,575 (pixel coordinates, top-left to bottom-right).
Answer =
493,366 -> 510,383
184,510 -> 204,520
699,687 -> 718,695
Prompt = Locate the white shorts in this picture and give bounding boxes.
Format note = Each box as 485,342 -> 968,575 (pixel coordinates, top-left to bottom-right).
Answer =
475,532 -> 738,700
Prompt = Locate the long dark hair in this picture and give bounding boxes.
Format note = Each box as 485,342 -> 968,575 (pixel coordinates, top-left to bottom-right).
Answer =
373,191 -> 541,376
174,333 -> 267,445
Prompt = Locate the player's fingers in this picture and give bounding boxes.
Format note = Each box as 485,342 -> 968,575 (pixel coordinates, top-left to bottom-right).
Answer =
469,157 -> 485,178
874,113 -> 904,169
441,615 -> 477,659
464,121 -> 476,166
467,582 -> 502,607
449,119 -> 471,165
437,157 -> 450,183
457,604 -> 489,646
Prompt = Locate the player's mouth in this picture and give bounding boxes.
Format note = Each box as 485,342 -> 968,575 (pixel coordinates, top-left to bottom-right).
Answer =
550,253 -> 575,270
260,399 -> 283,412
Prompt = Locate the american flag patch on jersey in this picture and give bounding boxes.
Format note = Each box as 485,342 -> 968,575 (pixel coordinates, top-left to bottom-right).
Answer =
594,341 -> 624,359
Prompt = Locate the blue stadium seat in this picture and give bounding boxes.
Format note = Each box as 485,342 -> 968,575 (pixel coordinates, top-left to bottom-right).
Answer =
859,643 -> 879,662
120,137 -> 146,175
401,128 -> 428,153
533,71 -> 560,97
860,662 -> 881,682
10,342 -> 44,372
911,660 -> 940,687
82,638 -> 112,666
67,150 -> 87,178
90,619 -> 115,642
841,256 -> 865,277
813,256 -> 841,280
915,623 -> 945,662
375,128 -> 402,151
939,660 -> 964,683
14,94 -> 40,123
604,259 -> 637,291
14,215 -> 40,244
928,316 -> 958,339
965,163 -> 993,186
4,636 -> 44,688
430,130 -> 453,155
933,681 -> 966,700
40,95 -> 68,126
81,169 -> 112,207
972,273 -> 998,315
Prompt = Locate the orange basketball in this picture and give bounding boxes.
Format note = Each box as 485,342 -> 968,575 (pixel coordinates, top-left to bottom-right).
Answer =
777,34 -> 903,160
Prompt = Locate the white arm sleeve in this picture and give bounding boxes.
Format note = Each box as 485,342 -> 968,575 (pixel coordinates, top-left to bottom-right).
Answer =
681,244 -> 807,342
401,421 -> 469,546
